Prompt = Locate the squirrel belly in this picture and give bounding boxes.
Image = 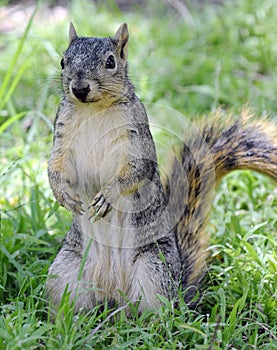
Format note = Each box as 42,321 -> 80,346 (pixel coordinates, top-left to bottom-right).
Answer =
46,23 -> 277,315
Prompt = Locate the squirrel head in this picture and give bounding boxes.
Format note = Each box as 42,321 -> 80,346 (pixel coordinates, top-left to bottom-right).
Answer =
60,22 -> 134,106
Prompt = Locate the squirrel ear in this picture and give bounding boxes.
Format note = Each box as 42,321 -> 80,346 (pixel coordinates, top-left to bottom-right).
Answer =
69,21 -> 78,44
114,23 -> 129,61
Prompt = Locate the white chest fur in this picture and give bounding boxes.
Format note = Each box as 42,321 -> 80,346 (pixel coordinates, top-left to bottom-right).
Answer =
67,105 -> 129,201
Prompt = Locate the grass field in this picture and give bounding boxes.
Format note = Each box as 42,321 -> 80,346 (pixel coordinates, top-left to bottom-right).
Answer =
1,0 -> 277,348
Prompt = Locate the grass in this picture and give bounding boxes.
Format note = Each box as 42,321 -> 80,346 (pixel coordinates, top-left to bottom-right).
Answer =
1,0 -> 277,348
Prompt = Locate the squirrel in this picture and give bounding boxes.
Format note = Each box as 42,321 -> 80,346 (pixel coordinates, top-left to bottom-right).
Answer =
46,22 -> 277,314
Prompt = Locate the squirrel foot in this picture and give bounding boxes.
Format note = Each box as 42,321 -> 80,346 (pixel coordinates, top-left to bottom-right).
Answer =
88,190 -> 112,221
59,185 -> 84,215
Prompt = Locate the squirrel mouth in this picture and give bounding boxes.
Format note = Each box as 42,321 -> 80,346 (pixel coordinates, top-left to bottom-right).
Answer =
83,98 -> 101,104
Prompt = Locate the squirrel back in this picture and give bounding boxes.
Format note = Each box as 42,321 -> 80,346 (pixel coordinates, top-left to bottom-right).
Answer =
47,23 -> 277,314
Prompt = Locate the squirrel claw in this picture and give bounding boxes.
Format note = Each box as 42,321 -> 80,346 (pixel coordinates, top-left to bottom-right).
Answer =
88,192 -> 112,221
62,187 -> 84,215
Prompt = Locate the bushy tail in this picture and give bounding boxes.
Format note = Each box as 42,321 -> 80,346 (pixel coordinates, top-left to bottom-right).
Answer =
164,108 -> 277,290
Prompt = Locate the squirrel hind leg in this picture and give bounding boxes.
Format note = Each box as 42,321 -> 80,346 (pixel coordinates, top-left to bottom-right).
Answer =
130,236 -> 181,309
46,220 -> 95,313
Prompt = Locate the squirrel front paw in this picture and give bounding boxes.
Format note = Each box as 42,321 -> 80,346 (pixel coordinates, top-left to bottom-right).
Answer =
88,190 -> 112,221
57,185 -> 84,215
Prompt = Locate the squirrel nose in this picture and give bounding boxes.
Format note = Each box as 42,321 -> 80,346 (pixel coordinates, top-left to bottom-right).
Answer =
71,84 -> 90,102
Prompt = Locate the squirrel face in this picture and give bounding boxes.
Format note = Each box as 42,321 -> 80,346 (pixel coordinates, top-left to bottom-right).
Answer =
60,23 -> 133,107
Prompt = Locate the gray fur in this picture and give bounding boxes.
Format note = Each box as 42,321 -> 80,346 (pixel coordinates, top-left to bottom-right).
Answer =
47,24 -> 277,315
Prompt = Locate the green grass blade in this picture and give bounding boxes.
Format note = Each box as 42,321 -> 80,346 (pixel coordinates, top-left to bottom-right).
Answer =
1,59 -> 31,110
0,3 -> 38,108
0,111 -> 27,135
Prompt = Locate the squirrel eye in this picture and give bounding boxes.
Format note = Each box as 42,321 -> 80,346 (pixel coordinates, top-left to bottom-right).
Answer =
105,55 -> 115,69
60,58 -> 65,69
